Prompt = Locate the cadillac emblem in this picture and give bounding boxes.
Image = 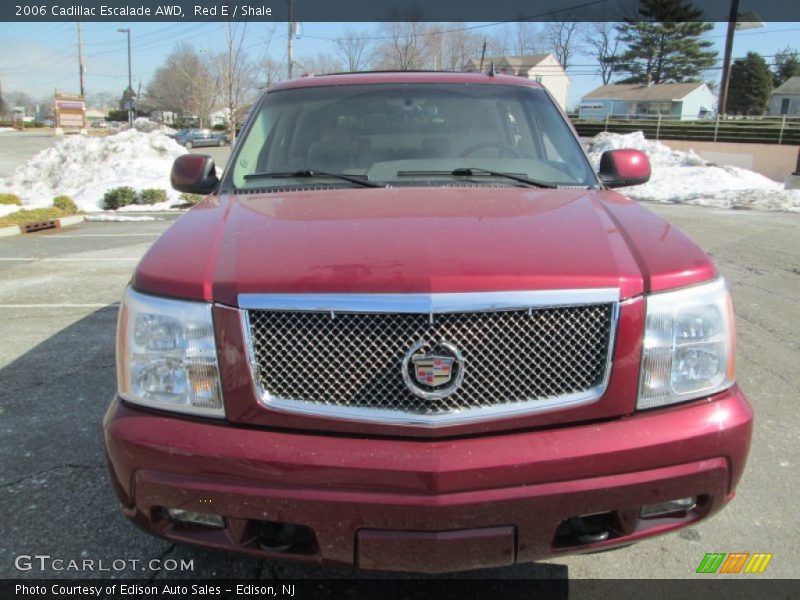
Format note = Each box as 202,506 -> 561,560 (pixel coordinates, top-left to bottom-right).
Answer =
402,341 -> 465,400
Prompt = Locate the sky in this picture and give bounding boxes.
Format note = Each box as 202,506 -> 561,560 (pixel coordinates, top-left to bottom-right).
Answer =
1,20 -> 800,110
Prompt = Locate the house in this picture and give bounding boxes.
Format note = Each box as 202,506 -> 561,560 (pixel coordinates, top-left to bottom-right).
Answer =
463,53 -> 570,110
209,107 -> 231,127
578,82 -> 717,120
769,76 -> 800,116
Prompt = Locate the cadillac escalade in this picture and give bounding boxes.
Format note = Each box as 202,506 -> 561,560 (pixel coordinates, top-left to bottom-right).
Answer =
103,72 -> 752,573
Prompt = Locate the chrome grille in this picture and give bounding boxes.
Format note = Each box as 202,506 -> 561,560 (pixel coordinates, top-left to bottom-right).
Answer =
246,302 -> 615,419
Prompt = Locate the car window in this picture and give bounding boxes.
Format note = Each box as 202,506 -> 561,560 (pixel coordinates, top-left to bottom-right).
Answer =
229,83 -> 596,190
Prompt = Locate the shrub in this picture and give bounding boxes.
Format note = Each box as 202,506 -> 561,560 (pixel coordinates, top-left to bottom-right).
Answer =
52,195 -> 78,214
139,188 -> 168,205
102,186 -> 137,210
179,192 -> 206,204
0,193 -> 22,206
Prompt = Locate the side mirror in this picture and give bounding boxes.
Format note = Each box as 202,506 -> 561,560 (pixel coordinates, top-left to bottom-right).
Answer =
598,149 -> 651,188
170,154 -> 219,194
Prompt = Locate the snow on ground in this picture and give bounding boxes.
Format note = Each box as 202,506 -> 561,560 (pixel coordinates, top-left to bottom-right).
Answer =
84,214 -> 161,222
0,129 -> 187,212
0,205 -> 21,218
586,131 -> 800,213
0,127 -> 14,134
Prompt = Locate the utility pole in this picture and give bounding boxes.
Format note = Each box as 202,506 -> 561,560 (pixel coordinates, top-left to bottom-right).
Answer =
287,0 -> 293,79
77,21 -> 85,97
117,28 -> 133,126
718,0 -> 739,116
479,38 -> 487,71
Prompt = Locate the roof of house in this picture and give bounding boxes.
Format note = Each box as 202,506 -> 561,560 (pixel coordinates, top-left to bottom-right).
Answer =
582,82 -> 710,102
463,54 -> 562,74
498,54 -> 552,68
773,76 -> 800,95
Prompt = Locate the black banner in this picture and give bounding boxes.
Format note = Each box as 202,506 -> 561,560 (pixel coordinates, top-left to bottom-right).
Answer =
2,0 -> 800,22
2,579 -> 800,600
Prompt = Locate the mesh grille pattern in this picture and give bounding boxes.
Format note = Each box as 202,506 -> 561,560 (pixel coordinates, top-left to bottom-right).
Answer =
247,305 -> 614,415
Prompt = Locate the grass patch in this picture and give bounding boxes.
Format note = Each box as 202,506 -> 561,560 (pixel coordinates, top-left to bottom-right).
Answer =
0,207 -> 75,228
0,193 -> 22,206
52,195 -> 78,214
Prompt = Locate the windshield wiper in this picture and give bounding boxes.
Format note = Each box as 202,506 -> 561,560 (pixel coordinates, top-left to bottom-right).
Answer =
243,170 -> 384,188
396,167 -> 557,189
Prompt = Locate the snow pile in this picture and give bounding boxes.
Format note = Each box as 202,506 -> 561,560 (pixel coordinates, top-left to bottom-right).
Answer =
587,131 -> 705,169
586,131 -> 800,212
0,129 -> 187,211
131,118 -> 162,133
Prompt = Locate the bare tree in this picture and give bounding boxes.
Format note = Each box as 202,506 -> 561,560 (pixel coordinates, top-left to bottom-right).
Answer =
511,22 -> 546,55
296,53 -> 345,75
144,43 -> 218,126
334,28 -> 372,72
215,22 -> 258,143
259,56 -> 285,88
582,22 -> 620,84
441,25 -> 483,71
374,21 -> 427,70
546,21 -> 584,69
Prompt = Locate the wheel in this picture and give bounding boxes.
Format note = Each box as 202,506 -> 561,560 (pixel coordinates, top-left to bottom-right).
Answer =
459,142 -> 523,158
185,141 -> 193,149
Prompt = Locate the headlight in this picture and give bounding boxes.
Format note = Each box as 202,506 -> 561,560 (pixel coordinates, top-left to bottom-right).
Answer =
638,278 -> 735,410
116,287 -> 224,418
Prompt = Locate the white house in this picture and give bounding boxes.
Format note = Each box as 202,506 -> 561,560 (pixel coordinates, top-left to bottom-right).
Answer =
769,76 -> 800,116
209,107 -> 232,127
463,54 -> 570,110
578,82 -> 717,120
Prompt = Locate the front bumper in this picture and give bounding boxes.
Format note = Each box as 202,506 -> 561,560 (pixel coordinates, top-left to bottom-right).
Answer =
103,386 -> 752,573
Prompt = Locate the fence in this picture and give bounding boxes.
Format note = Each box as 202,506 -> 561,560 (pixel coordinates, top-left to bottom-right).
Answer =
571,114 -> 800,145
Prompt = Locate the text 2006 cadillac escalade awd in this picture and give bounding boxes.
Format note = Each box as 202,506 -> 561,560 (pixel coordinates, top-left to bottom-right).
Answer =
103,72 -> 752,573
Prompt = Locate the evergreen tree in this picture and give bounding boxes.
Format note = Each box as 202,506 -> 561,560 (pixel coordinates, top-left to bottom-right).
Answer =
773,46 -> 800,87
727,52 -> 773,115
612,0 -> 717,84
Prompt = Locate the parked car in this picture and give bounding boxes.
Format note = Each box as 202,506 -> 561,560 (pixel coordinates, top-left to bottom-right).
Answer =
173,128 -> 227,148
104,72 -> 752,573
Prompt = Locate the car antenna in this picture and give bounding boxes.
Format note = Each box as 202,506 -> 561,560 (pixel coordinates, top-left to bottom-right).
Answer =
487,61 -> 496,77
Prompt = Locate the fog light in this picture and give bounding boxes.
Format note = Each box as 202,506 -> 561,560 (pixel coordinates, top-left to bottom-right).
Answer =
166,508 -> 225,528
640,497 -> 697,519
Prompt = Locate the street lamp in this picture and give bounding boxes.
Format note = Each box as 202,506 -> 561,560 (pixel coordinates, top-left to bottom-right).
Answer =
117,28 -> 133,126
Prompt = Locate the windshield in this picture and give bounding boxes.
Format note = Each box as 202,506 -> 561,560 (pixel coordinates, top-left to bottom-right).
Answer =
228,83 -> 597,190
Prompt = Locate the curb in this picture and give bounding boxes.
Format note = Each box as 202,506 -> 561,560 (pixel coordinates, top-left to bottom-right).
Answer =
0,214 -> 86,238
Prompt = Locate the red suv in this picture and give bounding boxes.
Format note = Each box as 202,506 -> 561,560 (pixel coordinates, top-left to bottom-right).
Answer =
104,72 -> 752,573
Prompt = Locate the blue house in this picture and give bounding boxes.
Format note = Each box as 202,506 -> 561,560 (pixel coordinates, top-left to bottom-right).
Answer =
579,82 -> 717,120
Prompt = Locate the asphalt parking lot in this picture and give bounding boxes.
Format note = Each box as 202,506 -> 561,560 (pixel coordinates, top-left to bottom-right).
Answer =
0,203 -> 797,582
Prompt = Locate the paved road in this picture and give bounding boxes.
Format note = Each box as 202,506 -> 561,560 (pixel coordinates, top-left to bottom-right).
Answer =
0,130 -> 231,179
0,204 -> 797,581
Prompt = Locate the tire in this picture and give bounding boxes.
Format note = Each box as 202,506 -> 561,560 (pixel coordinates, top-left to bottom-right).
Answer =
185,141 -> 193,149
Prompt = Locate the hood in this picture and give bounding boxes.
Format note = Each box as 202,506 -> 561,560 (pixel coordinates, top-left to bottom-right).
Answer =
133,187 -> 716,305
